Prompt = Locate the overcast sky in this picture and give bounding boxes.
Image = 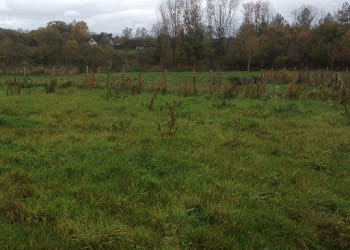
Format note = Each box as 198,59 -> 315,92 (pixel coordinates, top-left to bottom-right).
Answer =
0,0 -> 346,35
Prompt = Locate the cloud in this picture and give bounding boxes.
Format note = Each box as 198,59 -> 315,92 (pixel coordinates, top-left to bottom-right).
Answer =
0,0 -> 346,34
0,1 -> 9,11
0,0 -> 161,34
64,10 -> 81,17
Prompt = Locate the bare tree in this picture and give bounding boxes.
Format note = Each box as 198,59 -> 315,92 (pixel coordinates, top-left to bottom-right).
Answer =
292,5 -> 319,29
206,0 -> 240,38
336,2 -> 350,26
206,0 -> 240,58
135,28 -> 148,39
242,0 -> 273,33
183,0 -> 203,32
159,0 -> 185,67
135,27 -> 149,47
271,13 -> 288,26
122,27 -> 133,40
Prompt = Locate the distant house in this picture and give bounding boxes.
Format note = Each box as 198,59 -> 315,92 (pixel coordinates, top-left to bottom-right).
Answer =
88,38 -> 98,46
109,38 -> 121,47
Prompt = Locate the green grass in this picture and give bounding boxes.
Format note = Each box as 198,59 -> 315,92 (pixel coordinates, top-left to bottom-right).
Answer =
0,72 -> 349,249
0,71 -> 260,89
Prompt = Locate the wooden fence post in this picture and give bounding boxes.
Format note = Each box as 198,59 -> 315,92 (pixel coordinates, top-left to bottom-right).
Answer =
163,69 -> 168,93
122,65 -> 126,82
14,68 -> 20,95
209,69 -> 213,94
192,70 -> 196,91
92,71 -> 95,88
138,73 -> 142,88
51,66 -> 56,79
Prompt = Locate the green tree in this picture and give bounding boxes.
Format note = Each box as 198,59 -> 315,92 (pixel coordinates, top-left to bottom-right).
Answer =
182,0 -> 205,67
71,21 -> 90,43
336,2 -> 350,26
63,39 -> 80,66
316,18 -> 345,69
236,25 -> 260,72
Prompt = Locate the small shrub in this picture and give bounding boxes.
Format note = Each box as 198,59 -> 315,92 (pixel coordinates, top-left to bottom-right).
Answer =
178,84 -> 194,97
6,78 -> 21,96
288,82 -> 300,99
223,84 -> 238,99
111,117 -> 133,133
339,85 -> 350,118
243,83 -> 266,99
149,80 -> 162,110
45,79 -> 57,93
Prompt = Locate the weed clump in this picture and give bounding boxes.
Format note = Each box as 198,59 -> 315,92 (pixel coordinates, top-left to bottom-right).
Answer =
6,76 -> 22,96
105,71 -> 144,99
45,79 -> 57,94
158,102 -> 181,138
149,80 -> 162,110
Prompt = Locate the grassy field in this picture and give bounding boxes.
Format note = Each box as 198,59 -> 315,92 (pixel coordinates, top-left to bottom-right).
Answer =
0,72 -> 350,249
0,70 -> 261,87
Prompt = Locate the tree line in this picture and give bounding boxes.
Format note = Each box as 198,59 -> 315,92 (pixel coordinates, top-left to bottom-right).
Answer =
1,0 -> 350,72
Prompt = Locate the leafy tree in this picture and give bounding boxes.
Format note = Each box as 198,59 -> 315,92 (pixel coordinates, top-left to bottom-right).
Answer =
182,0 -> 205,67
31,27 -> 64,65
47,21 -> 72,35
288,30 -> 321,68
339,29 -> 350,66
316,19 -> 345,69
0,38 -> 32,66
93,32 -> 113,45
152,22 -> 172,67
63,40 -> 80,65
259,26 -> 292,68
71,21 -> 90,43
236,24 -> 259,72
